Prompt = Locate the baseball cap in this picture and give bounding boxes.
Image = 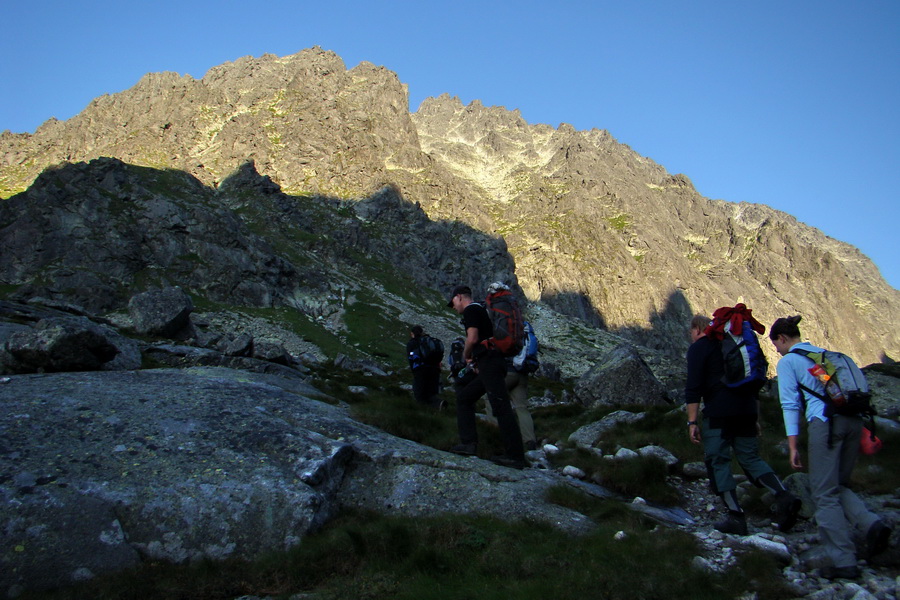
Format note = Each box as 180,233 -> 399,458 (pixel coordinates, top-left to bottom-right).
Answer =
447,285 -> 471,307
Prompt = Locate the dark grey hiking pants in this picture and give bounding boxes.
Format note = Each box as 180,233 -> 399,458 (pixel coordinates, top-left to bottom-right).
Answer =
808,415 -> 879,568
455,350 -> 524,459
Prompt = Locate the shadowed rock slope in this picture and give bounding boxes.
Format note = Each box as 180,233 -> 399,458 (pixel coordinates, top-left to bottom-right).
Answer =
0,158 -> 527,374
1,47 -> 897,364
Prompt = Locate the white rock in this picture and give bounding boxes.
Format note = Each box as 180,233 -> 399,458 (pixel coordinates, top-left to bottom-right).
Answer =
733,534 -> 791,563
542,444 -> 560,455
562,465 -> 586,479
614,448 -> 639,460
637,445 -> 679,466
614,530 -> 627,541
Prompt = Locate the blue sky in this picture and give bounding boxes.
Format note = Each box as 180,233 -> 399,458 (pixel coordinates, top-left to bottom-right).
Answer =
3,1 -> 898,289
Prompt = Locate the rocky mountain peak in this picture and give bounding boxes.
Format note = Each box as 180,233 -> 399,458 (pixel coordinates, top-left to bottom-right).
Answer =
1,48 -> 897,366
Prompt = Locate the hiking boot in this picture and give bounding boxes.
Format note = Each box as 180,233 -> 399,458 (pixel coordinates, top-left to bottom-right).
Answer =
866,521 -> 892,558
819,565 -> 861,580
449,443 -> 477,456
490,455 -> 526,470
714,511 -> 748,536
773,492 -> 802,532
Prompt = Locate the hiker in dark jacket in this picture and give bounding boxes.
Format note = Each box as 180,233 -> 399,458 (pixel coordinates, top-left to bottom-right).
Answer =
406,325 -> 442,408
770,315 -> 892,580
685,314 -> 800,536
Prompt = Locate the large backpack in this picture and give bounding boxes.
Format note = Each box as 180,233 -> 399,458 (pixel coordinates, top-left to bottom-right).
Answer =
789,347 -> 874,418
512,321 -> 540,373
706,304 -> 768,392
719,319 -> 768,390
482,287 -> 524,357
418,334 -> 444,364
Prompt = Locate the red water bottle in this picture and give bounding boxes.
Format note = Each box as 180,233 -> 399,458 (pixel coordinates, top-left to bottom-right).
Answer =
808,364 -> 829,383
808,364 -> 845,405
825,380 -> 846,406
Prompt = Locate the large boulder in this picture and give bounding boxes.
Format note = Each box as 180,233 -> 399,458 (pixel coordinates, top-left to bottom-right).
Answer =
568,410 -> 646,447
252,340 -> 292,365
128,287 -> 195,339
0,367 -> 605,597
574,344 -> 669,408
1,316 -> 140,374
0,368 -> 357,596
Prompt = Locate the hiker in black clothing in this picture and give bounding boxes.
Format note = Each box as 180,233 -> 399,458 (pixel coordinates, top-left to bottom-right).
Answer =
447,285 -> 525,469
406,325 -> 442,408
685,314 -> 800,536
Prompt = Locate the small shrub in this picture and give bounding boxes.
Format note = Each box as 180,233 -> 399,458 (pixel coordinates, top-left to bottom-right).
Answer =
606,213 -> 630,232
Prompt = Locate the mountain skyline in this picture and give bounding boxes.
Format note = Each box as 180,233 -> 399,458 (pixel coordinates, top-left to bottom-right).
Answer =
2,1 -> 897,289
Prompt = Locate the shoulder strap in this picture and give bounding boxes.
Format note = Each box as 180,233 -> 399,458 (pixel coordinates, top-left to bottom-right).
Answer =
788,347 -> 827,402
798,382 -> 826,401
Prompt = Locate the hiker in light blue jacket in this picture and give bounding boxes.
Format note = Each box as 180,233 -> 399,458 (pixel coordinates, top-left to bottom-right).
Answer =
770,315 -> 892,581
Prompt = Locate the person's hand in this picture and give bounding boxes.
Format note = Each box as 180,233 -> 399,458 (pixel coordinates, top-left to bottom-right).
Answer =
689,424 -> 702,444
789,448 -> 803,470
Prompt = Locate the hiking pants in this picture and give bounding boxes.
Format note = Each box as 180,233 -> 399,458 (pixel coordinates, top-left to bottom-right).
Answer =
412,365 -> 441,406
484,370 -> 537,446
808,416 -> 879,569
702,417 -> 777,495
456,351 -> 524,459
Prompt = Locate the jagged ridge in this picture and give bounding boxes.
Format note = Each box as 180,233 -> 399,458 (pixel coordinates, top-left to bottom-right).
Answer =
1,47 -> 897,365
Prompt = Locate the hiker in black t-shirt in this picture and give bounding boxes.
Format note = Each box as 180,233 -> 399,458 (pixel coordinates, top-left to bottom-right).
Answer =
446,285 -> 525,469
406,325 -> 442,408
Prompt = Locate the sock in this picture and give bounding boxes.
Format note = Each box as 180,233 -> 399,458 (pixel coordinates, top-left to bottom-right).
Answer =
721,489 -> 743,514
757,472 -> 788,495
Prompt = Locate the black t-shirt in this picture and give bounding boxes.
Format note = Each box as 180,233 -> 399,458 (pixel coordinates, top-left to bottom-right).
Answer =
685,335 -> 757,419
462,302 -> 493,343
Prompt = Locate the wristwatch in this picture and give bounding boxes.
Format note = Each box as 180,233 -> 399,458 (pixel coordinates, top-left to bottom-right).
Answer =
687,421 -> 698,426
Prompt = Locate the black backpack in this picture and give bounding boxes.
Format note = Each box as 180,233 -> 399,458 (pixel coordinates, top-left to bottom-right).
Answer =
447,336 -> 476,385
448,337 -> 465,374
418,335 -> 444,364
